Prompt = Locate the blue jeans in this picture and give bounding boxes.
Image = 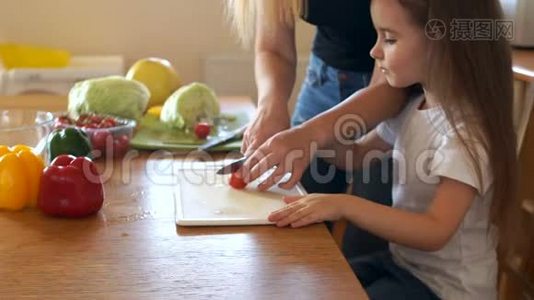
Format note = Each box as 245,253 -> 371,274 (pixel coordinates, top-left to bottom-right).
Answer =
292,54 -> 371,127
292,54 -> 392,258
350,252 -> 440,300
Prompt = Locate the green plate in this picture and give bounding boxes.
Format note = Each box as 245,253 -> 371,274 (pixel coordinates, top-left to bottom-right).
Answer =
130,111 -> 249,152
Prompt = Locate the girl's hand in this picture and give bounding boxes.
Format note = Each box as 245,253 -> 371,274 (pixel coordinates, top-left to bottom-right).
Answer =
268,194 -> 349,228
239,125 -> 318,191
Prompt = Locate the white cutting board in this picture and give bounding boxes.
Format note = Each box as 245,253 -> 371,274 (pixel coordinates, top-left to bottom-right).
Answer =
174,162 -> 307,226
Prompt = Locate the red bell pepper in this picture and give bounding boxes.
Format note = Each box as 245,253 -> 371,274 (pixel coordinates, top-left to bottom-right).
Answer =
37,155 -> 104,218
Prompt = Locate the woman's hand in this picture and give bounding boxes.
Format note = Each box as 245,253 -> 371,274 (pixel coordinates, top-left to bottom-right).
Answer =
268,194 -> 350,228
241,105 -> 290,155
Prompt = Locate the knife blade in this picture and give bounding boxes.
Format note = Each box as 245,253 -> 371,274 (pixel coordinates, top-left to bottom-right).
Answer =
216,156 -> 247,175
197,124 -> 248,152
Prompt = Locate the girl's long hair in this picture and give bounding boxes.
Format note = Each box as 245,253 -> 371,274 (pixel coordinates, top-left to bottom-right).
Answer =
400,0 -> 517,236
225,0 -> 302,46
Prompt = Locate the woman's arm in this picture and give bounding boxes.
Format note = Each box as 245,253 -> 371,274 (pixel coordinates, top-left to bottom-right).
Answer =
242,0 -> 297,155
269,177 -> 477,252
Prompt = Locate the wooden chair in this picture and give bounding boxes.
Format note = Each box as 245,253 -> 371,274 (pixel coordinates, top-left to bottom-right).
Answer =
499,81 -> 534,299
498,199 -> 534,299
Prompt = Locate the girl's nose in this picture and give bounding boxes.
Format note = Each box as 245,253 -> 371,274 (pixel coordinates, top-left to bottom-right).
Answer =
370,40 -> 383,60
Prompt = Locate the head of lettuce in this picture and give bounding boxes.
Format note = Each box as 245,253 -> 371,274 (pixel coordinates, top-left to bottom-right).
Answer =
68,76 -> 150,120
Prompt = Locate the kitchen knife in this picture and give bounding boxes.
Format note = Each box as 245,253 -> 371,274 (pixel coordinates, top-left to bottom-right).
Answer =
216,156 -> 247,175
197,124 -> 248,152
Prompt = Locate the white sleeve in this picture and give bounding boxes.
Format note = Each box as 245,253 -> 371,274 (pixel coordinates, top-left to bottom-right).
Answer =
376,120 -> 397,145
375,95 -> 421,146
429,136 -> 492,195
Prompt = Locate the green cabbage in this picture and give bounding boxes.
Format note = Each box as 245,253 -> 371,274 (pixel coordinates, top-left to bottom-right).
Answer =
160,82 -> 220,129
68,76 -> 150,120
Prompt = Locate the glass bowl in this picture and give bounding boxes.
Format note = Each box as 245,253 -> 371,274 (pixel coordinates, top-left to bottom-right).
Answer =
0,109 -> 54,153
53,113 -> 136,159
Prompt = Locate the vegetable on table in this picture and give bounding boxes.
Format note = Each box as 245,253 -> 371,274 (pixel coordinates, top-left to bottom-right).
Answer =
37,155 -> 104,218
47,127 -> 92,161
229,172 -> 247,190
90,130 -> 130,159
160,82 -> 220,129
0,145 -> 45,210
68,76 -> 150,120
194,122 -> 211,140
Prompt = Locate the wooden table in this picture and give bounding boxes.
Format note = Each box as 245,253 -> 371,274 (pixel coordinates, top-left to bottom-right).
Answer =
0,95 -> 367,299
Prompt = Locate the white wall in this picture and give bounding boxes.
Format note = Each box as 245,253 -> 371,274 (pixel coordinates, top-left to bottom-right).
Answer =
0,0 -> 315,103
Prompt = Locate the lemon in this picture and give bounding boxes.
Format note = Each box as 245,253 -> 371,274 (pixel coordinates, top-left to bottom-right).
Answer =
126,58 -> 182,108
146,105 -> 163,118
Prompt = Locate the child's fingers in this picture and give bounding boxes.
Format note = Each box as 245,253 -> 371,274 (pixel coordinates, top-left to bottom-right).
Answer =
275,207 -> 312,227
257,163 -> 287,191
290,214 -> 321,228
278,162 -> 306,190
283,195 -> 303,204
249,153 -> 276,183
268,202 -> 302,222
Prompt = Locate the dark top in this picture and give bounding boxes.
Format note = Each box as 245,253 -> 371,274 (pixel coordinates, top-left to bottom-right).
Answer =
301,0 -> 376,72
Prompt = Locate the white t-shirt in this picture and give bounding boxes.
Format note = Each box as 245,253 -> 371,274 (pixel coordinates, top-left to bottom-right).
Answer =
375,95 -> 497,300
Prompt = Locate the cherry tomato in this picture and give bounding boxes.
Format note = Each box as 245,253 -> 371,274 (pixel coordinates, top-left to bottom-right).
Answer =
229,172 -> 247,190
194,122 -> 211,139
113,134 -> 130,158
78,114 -> 89,123
57,115 -> 72,125
99,120 -> 115,128
90,130 -> 113,154
89,115 -> 103,124
83,123 -> 98,129
102,118 -> 117,127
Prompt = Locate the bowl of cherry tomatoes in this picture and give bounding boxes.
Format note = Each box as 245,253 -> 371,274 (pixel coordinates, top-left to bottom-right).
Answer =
54,113 -> 136,159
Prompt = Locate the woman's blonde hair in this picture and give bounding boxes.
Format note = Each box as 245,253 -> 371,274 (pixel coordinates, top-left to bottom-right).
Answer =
226,0 -> 302,46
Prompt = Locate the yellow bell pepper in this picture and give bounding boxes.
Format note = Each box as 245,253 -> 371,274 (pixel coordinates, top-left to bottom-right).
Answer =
0,145 -> 45,210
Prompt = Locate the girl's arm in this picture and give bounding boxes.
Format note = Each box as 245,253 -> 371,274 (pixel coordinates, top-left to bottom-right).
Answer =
241,73 -> 407,190
269,177 -> 477,252
323,129 -> 393,171
308,63 -> 407,148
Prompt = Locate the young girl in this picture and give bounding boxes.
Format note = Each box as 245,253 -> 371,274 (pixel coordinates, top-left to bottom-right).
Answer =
268,0 -> 517,299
